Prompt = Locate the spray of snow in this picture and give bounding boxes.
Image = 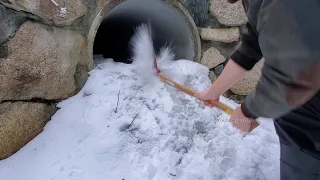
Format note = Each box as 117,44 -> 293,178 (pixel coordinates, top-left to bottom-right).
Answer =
130,23 -> 185,87
156,47 -> 175,76
157,47 -> 175,69
130,24 -> 157,85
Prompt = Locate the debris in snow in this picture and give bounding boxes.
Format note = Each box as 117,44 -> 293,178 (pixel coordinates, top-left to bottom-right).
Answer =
50,0 -> 59,6
115,90 -> 120,113
128,113 -> 139,129
59,7 -> 67,18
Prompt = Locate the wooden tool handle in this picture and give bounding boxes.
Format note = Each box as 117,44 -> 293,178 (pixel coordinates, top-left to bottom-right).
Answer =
249,119 -> 259,132
159,73 -> 196,96
158,72 -> 259,132
158,73 -> 233,113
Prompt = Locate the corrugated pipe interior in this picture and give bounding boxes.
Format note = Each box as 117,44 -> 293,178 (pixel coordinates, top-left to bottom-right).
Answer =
93,0 -> 197,64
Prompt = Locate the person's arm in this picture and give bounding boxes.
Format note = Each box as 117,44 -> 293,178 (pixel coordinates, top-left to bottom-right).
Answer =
207,60 -> 247,97
206,22 -> 263,98
240,0 -> 320,119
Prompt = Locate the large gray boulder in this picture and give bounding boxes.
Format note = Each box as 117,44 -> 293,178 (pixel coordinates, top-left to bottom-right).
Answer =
0,102 -> 56,159
0,21 -> 86,101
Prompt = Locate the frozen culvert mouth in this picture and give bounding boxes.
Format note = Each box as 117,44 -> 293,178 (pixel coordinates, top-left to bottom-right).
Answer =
91,0 -> 200,64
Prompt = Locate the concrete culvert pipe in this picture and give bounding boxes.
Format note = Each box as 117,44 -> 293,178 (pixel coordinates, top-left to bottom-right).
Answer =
92,0 -> 201,64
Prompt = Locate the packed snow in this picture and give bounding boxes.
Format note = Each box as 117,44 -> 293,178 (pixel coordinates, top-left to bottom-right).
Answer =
59,7 -> 67,18
0,25 -> 280,180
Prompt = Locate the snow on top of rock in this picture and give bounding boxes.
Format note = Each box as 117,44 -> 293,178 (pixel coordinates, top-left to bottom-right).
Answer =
59,7 -> 67,18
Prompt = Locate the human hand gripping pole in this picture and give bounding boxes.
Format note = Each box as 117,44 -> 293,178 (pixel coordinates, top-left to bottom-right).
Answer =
153,58 -> 259,133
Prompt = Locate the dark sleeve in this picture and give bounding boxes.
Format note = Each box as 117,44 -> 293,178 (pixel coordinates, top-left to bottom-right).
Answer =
230,23 -> 263,71
240,0 -> 320,119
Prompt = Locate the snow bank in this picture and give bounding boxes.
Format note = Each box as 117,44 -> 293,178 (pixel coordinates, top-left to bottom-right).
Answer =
0,24 -> 280,180
0,58 -> 280,180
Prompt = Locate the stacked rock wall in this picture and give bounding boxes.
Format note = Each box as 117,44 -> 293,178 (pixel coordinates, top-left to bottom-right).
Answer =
180,0 -> 263,100
0,0 -> 108,159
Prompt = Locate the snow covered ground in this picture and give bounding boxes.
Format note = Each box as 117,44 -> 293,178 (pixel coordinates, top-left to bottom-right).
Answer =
0,24 -> 280,180
0,58 -> 280,180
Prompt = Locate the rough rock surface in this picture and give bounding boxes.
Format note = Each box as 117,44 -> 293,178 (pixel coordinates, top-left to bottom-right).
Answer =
231,60 -> 264,95
210,0 -> 247,26
212,63 -> 224,75
209,70 -> 216,82
4,0 -> 87,26
0,21 -> 85,101
201,47 -> 226,69
199,27 -> 239,43
180,0 -> 220,27
0,4 -> 26,47
0,101 -> 56,159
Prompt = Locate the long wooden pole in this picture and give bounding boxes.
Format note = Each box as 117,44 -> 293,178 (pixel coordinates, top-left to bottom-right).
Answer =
157,72 -> 259,132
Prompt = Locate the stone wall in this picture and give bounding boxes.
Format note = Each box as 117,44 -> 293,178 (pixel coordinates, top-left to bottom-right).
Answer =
0,0 -> 107,159
180,0 -> 263,102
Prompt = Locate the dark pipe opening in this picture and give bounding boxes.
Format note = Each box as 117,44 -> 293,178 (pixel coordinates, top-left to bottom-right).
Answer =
93,0 -> 194,64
